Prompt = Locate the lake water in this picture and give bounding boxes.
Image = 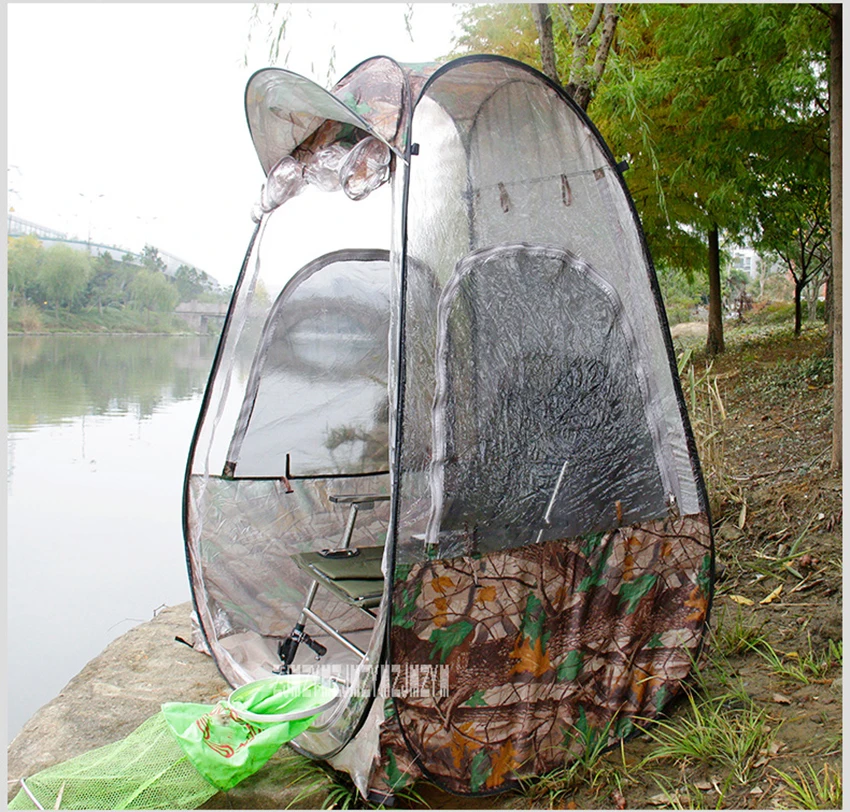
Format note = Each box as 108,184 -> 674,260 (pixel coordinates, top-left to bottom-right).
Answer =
7,334 -> 219,740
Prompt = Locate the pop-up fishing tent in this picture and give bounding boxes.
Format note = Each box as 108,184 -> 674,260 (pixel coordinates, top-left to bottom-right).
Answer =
183,54 -> 714,801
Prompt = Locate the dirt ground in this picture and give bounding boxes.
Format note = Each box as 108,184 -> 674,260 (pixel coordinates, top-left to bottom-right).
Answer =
611,322 -> 840,809
673,322 -> 841,808
413,321 -> 842,810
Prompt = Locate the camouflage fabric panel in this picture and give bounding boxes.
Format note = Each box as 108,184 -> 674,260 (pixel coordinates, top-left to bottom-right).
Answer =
369,699 -> 427,797
374,513 -> 712,796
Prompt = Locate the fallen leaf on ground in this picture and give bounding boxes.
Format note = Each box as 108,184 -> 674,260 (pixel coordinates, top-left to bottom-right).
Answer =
729,594 -> 755,606
772,693 -> 793,704
760,585 -> 782,604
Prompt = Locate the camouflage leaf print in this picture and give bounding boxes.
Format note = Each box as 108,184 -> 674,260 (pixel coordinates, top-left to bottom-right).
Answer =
429,621 -> 474,663
371,513 -> 713,796
557,649 -> 584,681
618,572 -> 658,613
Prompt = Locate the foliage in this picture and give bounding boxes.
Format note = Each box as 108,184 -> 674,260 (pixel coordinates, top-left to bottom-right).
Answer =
8,236 -> 227,330
657,264 -> 706,325
38,244 -> 93,312
598,4 -> 827,225
7,234 -> 43,304
453,4 -> 540,66
129,268 -> 180,313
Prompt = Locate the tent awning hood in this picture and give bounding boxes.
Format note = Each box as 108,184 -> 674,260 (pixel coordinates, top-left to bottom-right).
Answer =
245,56 -> 439,175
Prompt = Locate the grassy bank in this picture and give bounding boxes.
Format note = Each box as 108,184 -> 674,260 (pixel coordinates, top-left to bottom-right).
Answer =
8,304 -> 204,335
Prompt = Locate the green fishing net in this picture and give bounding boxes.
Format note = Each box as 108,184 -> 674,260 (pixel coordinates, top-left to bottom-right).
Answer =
9,676 -> 338,810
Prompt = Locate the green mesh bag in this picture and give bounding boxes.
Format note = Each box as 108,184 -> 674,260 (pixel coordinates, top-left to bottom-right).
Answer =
9,676 -> 338,810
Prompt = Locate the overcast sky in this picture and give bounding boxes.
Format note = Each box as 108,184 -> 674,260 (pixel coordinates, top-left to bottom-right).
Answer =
7,3 -> 464,284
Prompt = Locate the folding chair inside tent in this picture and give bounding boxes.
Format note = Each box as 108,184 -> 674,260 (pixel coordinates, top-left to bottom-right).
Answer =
221,247 -> 393,675
279,493 -> 389,671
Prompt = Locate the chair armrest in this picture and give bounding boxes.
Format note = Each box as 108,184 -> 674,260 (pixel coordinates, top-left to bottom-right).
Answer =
329,493 -> 390,507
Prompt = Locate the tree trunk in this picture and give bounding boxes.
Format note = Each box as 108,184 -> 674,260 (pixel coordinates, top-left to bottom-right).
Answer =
806,276 -> 820,324
829,2 -> 842,470
794,280 -> 804,336
706,224 -> 725,355
825,271 -> 833,332
559,3 -> 619,110
531,4 -> 560,85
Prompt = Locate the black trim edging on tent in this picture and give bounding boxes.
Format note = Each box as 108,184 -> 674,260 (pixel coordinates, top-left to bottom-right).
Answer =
181,218 -> 263,676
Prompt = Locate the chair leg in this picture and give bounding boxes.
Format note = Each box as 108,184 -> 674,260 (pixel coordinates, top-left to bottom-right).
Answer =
278,622 -> 328,673
277,581 -> 328,673
278,501 -> 371,672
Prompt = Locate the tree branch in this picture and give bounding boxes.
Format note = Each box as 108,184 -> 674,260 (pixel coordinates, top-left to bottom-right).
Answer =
530,4 -> 560,85
554,4 -> 578,38
591,4 -> 619,87
577,3 -> 604,48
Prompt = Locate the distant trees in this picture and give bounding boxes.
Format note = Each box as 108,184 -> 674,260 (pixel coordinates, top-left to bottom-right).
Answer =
38,244 -> 93,315
750,171 -> 831,335
140,244 -> 167,273
8,238 -> 94,313
173,264 -> 220,302
7,234 -> 42,305
6,238 -> 224,317
130,268 -> 180,315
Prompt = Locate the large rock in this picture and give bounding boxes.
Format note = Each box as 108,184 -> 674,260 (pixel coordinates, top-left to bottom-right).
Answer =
7,603 -> 332,809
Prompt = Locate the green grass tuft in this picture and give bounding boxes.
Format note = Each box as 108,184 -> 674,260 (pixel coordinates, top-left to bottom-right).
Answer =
639,691 -> 773,784
773,763 -> 842,809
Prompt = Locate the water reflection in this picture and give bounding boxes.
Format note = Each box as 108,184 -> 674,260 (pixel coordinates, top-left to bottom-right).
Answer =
8,335 -> 218,429
7,335 -> 219,740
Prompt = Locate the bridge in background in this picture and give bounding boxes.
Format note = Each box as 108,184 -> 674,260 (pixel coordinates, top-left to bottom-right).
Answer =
7,214 -> 67,240
7,214 -> 212,280
175,301 -> 228,332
